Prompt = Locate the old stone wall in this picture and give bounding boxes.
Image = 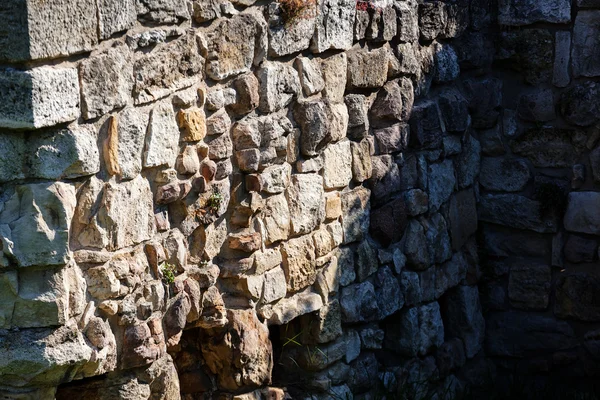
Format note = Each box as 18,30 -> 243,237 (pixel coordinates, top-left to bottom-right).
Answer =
1,0 -> 598,399
477,0 -> 600,394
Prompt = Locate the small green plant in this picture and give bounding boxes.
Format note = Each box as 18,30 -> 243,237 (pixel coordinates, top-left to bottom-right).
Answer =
206,187 -> 223,213
160,262 -> 176,284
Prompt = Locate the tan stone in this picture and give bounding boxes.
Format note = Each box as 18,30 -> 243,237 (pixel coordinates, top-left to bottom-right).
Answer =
178,108 -> 206,141
281,235 -> 317,293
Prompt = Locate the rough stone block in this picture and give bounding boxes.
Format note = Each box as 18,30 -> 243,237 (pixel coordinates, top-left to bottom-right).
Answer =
508,263 -> 551,310
479,157 -> 531,192
573,11 -> 600,77
0,0 -> 98,62
341,186 -> 370,244
346,46 -> 389,89
281,234 -> 317,293
564,192 -> 600,235
440,285 -> 485,358
322,140 -> 353,189
555,273 -> 600,322
0,67 -> 79,129
386,302 -> 444,357
0,133 -> 26,183
137,0 -> 190,24
479,193 -> 558,234
448,189 -> 477,251
104,108 -> 149,180
311,0 -> 355,53
98,0 -> 137,39
268,1 -> 316,57
144,102 -> 180,168
498,0 -> 570,26
286,174 -> 325,236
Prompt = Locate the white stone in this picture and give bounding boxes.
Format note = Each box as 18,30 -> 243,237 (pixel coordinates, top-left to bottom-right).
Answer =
144,102 -> 180,168
286,174 -> 326,235
322,140 -> 353,189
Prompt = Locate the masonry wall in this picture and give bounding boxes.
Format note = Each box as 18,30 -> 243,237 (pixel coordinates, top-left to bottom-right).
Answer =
476,0 -> 600,394
2,0 -> 598,399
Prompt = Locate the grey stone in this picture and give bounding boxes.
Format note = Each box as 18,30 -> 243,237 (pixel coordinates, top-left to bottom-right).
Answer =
347,353 -> 379,393
480,224 -> 551,259
455,137 -> 480,189
80,44 -> 134,120
351,139 -> 372,183
359,325 -> 385,350
508,263 -> 551,310
395,0 -> 419,42
28,126 -> 100,180
564,192 -> 600,235
340,281 -> 379,323
355,240 -> 378,282
559,82 -> 600,127
267,1 -> 316,57
463,78 -> 502,129
517,89 -> 555,122
553,31 -> 571,88
448,189 -> 477,251
144,102 -> 180,169
108,107 -> 149,180
510,127 -> 582,168
404,220 -> 430,270
322,140 -> 353,189
0,0 -> 98,62
346,46 -> 389,89
345,94 -> 369,140
423,213 -> 452,265
373,124 -> 409,154
485,312 -> 576,357
0,182 -> 76,267
498,0 -> 570,26
441,285 -> 485,358
257,61 -> 300,113
479,126 -> 505,156
99,0 -> 137,39
386,302 -> 444,357
479,193 -> 558,233
294,99 -> 336,156
286,174 -> 325,235
479,157 -> 531,192
0,67 -> 80,129
311,0 -> 355,53
555,273 -> 600,321
320,53 -> 348,104
409,100 -> 444,150
374,266 -> 403,319
419,1 -> 446,41
370,81 -> 405,123
434,44 -> 459,83
572,11 -> 600,78
564,234 -> 597,263
428,159 -> 456,212
136,0 -> 190,24
341,186 -> 370,245
0,133 -> 26,183
404,189 -> 429,216
295,57 -> 325,96
497,29 -> 554,85
438,87 -> 469,133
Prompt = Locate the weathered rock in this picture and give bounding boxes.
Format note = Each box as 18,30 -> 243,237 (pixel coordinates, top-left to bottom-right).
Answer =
351,139 -> 372,183
322,140 -> 353,189
80,44 -> 133,120
260,288 -> 323,325
295,57 -> 325,96
559,82 -> 600,127
386,302 -> 444,356
441,286 -> 484,358
486,312 -> 576,357
369,197 -> 408,246
370,81 -> 405,123
419,1 -> 446,41
178,108 -> 207,142
508,263 -> 551,310
202,309 -> 272,391
409,100 -> 444,150
428,159 -> 456,212
341,187 -> 370,244
395,0 -> 419,42
479,193 -> 558,234
438,88 -> 469,133
267,1 -> 316,57
320,53 -> 348,103
133,32 -> 204,104
463,78 -> 502,129
0,182 -> 76,267
346,46 -> 389,89
261,193 -> 291,245
0,0 -> 98,62
434,43 -> 459,83
345,94 -> 369,140
0,66 -> 80,129
262,267 -> 287,304
104,108 -> 149,180
448,189 -> 477,251
311,0 -> 355,53
340,281 -> 379,323
572,11 -> 600,78
455,137 -> 480,189
286,174 -> 325,235
497,29 -> 553,85
300,299 -> 343,344
281,235 -> 317,293
98,0 -> 136,39
498,0 -> 570,25
28,126 -> 100,180
204,12 -> 267,81
374,266 -> 403,319
230,73 -> 260,115
294,99 -> 336,156
511,127 -> 582,168
564,234 -> 597,263
423,213 -> 452,265
517,89 -> 556,122
564,192 -> 600,235
479,157 -> 531,192
555,273 -> 600,322
137,0 -> 190,23
144,102 -> 180,169
257,61 -> 300,113
404,220 -> 430,270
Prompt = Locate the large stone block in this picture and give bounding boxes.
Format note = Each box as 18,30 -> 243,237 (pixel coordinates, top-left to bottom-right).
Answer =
136,0 -> 190,24
257,61 -> 300,113
428,159 -> 456,212
0,271 -> 18,329
0,0 -> 98,62
28,126 -> 100,180
386,302 -> 444,357
204,12 -> 267,81
479,157 -> 531,192
144,102 -> 180,168
564,192 -> 600,235
322,140 -> 353,190
572,11 -> 600,78
340,281 -> 380,323
346,46 -> 389,89
508,263 -> 551,310
286,174 -> 325,236
98,0 -> 137,39
0,67 -> 79,129
133,32 -> 204,104
104,108 -> 149,180
281,235 -> 317,293
341,186 -> 370,244
311,0 -> 355,53
510,127 -> 581,168
479,193 -> 558,233
498,0 -> 570,26
0,182 -> 76,267
440,285 -> 485,358
0,133 -> 26,183
267,1 -> 316,57
80,44 -> 134,120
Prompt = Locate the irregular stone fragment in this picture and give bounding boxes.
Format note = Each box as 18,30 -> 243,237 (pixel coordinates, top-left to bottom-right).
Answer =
137,0 -> 190,23
295,57 -> 325,96
286,174 -> 325,235
257,61 -> 300,113
419,1 -> 446,41
441,286 -> 484,358
555,273 -> 600,322
204,12 -> 268,81
559,82 -> 600,127
262,267 -> 287,303
322,141 -> 353,189
178,108 -> 207,142
510,127 -> 581,168
260,289 -> 323,325
572,11 -> 600,78
340,281 -> 379,323
346,46 -> 389,89
261,193 -> 291,245
230,73 -> 260,115
386,302 -> 444,356
428,160 -> 456,212
345,94 -> 369,140
311,0 -> 355,53
281,235 -> 317,292
341,187 -> 371,244
351,139 -> 372,183
80,44 -> 133,120
479,193 -> 558,234
0,67 -> 80,129
106,107 -> 149,180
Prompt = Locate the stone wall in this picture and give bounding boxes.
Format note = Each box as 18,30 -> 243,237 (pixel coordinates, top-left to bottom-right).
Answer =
477,0 -> 600,394
1,0 -> 598,399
